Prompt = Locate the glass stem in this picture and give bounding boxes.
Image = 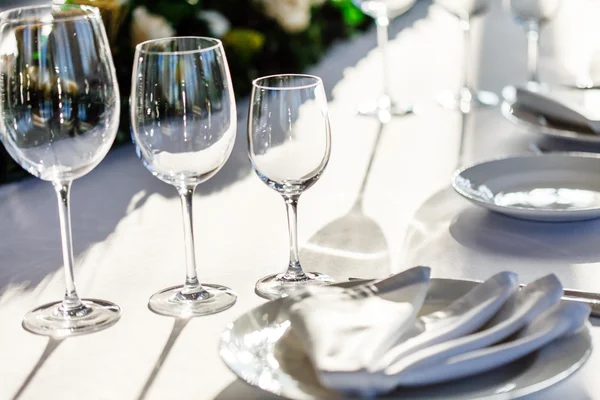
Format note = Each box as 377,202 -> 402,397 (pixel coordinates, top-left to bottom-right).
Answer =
178,185 -> 205,296
376,15 -> 392,101
54,181 -> 84,314
526,23 -> 540,86
460,15 -> 473,100
282,195 -> 307,281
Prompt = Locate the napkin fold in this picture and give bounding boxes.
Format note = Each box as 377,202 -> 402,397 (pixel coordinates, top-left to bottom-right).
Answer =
288,266 -> 431,374
287,269 -> 591,396
382,274 -> 563,381
515,86 -> 600,133
391,301 -> 590,386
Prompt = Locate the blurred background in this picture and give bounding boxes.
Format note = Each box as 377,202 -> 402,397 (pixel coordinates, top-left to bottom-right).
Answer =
0,0 -> 43,8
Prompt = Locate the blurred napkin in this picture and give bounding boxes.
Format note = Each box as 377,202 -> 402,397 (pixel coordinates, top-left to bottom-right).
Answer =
514,85 -> 600,133
287,269 -> 591,396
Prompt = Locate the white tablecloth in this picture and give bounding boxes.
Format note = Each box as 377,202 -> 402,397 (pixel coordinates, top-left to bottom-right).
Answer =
2,1 -> 600,399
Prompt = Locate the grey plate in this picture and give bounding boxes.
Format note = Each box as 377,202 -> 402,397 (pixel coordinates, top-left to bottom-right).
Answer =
453,154 -> 600,222
501,100 -> 600,144
219,279 -> 592,400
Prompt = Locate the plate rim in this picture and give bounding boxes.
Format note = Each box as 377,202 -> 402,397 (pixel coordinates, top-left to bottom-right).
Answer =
452,153 -> 600,217
219,278 -> 593,400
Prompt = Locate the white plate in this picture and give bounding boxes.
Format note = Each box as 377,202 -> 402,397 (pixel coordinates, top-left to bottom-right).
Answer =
452,154 -> 600,222
219,279 -> 592,400
501,100 -> 600,144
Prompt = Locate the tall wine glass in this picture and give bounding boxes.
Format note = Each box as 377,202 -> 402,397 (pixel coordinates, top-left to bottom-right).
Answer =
352,0 -> 416,121
0,4 -> 121,336
130,37 -> 237,317
248,74 -> 335,300
436,0 -> 499,111
504,0 -> 561,89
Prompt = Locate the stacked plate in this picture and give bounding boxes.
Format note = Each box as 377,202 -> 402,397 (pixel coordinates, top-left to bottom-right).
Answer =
501,85 -> 600,144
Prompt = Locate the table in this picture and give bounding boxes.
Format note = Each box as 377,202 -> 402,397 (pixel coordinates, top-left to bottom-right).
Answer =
1,1 -> 600,399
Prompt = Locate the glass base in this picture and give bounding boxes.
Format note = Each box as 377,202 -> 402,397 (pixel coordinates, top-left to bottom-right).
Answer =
148,284 -> 237,317
22,299 -> 121,337
255,272 -> 335,300
437,90 -> 499,112
358,96 -> 414,122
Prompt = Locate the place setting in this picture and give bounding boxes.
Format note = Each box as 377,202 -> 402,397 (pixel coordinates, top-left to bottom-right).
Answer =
448,0 -> 600,224
499,0 -> 600,147
220,266 -> 594,399
501,84 -> 600,145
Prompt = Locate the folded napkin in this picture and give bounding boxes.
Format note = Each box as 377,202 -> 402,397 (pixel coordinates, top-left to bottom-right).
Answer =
287,268 -> 591,396
515,85 -> 600,133
287,266 -> 431,374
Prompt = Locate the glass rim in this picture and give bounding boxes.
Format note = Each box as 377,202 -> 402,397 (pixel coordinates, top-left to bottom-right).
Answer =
252,74 -> 323,91
135,36 -> 223,56
0,4 -> 101,24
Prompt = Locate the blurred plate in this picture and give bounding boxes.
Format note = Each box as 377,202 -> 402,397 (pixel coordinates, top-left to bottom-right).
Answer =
501,100 -> 600,144
219,279 -> 592,399
453,154 -> 600,222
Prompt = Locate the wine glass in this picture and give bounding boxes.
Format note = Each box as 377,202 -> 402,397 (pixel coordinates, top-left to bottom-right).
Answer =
435,0 -> 499,111
0,4 -> 121,336
248,74 -> 335,300
504,0 -> 562,89
130,37 -> 237,317
352,0 -> 416,121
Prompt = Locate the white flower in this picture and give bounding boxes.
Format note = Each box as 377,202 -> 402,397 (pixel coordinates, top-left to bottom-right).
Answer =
261,0 -> 312,33
130,7 -> 176,47
197,10 -> 231,38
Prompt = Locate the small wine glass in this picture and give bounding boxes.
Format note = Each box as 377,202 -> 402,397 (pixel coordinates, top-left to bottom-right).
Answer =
248,74 -> 335,300
0,4 -> 121,336
504,0 -> 562,89
130,37 -> 237,317
352,0 -> 416,121
436,0 -> 499,111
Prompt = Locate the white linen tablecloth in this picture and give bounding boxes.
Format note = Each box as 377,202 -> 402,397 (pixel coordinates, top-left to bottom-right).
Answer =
1,1 -> 600,399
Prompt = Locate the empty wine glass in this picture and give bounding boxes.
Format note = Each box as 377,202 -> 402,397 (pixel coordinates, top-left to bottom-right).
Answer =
352,0 -> 416,121
248,74 -> 335,300
504,0 -> 562,88
436,0 -> 499,111
0,4 -> 121,336
130,37 -> 237,317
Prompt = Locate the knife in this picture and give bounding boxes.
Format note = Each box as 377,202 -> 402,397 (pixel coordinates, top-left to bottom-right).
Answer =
554,286 -> 600,319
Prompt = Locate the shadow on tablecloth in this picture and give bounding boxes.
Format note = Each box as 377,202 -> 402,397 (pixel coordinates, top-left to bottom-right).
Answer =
136,318 -> 189,400
449,208 -> 600,264
10,337 -> 64,400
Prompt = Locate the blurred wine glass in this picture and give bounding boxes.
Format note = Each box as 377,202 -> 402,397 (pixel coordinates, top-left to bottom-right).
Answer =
248,74 -> 335,300
436,0 -> 499,112
504,0 -> 562,88
130,37 -> 237,317
0,4 -> 121,336
352,0 -> 416,122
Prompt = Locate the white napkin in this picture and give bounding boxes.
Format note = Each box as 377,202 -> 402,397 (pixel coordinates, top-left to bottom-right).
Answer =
287,266 -> 431,374
515,86 -> 600,133
382,274 -> 564,382
287,271 -> 591,396
391,301 -> 590,386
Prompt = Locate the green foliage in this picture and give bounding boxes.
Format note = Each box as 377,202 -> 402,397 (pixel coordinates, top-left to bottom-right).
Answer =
332,0 -> 367,27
